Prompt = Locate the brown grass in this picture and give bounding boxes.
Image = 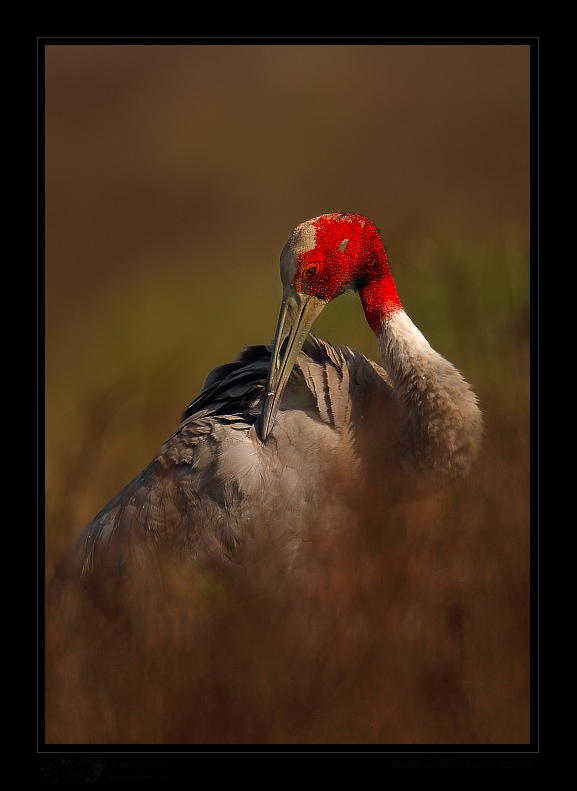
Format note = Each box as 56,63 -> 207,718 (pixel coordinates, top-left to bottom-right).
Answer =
45,407 -> 529,745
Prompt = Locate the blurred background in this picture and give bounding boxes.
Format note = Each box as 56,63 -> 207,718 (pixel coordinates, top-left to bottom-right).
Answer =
44,42 -> 531,745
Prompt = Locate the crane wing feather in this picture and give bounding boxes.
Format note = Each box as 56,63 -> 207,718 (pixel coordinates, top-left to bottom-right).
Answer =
52,337 -> 393,585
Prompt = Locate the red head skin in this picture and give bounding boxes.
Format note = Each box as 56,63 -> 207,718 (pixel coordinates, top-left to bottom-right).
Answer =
290,213 -> 402,333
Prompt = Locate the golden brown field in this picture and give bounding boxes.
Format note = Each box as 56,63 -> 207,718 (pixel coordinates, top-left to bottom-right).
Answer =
44,43 -> 531,746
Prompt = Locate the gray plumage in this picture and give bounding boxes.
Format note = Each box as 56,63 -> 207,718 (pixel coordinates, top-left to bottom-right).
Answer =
53,338 -> 397,581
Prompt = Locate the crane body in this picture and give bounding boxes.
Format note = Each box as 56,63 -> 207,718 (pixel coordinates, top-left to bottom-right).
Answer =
50,213 -> 482,586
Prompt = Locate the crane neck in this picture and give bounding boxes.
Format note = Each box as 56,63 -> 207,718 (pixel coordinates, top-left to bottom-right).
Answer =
357,260 -> 402,334
374,308 -> 436,382
370,306 -> 483,480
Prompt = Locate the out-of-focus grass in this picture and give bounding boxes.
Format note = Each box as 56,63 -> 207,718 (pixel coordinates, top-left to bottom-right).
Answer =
46,400 -> 530,744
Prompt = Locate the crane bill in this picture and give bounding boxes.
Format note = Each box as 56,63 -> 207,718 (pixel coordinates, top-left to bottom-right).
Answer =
258,289 -> 327,442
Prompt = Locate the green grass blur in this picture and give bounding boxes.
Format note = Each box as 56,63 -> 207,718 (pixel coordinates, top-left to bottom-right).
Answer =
44,43 -> 531,745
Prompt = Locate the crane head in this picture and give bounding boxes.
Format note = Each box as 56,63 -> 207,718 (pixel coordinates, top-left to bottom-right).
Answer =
258,213 -> 395,441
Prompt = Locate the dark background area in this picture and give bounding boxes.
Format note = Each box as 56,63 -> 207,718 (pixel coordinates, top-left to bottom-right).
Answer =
44,42 -> 532,746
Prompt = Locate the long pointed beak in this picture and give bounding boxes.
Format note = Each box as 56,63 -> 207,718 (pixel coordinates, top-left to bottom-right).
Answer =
258,289 -> 327,441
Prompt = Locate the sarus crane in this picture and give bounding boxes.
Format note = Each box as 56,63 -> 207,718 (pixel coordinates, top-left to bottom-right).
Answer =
49,213 -> 482,589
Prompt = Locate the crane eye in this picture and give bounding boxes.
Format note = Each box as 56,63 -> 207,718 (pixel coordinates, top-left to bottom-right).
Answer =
305,264 -> 318,278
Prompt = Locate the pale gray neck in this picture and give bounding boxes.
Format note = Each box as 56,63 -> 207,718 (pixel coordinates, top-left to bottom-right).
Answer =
376,309 -> 482,479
